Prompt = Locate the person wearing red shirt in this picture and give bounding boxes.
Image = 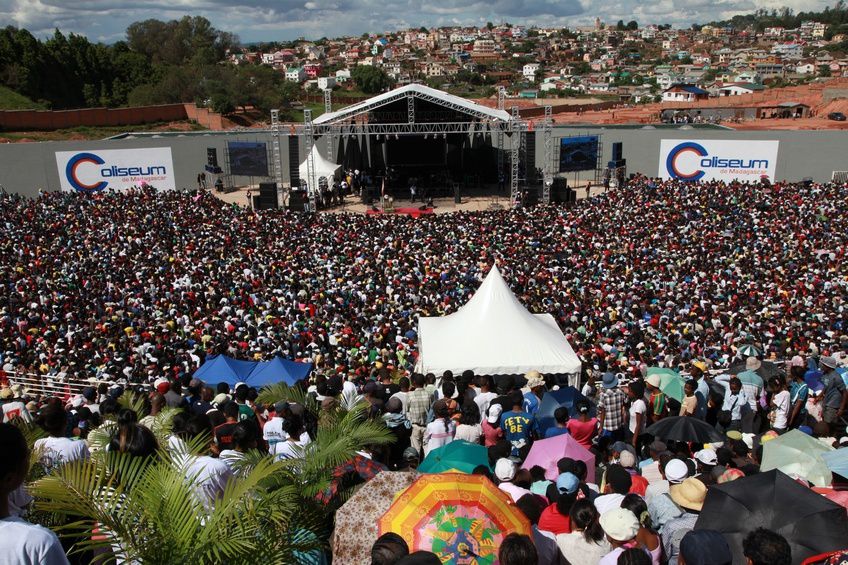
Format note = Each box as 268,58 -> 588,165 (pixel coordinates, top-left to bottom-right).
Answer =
565,401 -> 599,450
538,473 -> 579,535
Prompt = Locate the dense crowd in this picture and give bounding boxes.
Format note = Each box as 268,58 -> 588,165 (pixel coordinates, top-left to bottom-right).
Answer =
1,177 -> 848,565
1,177 -> 847,388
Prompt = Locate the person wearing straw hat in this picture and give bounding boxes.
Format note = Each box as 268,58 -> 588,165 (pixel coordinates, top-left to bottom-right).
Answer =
662,478 -> 707,565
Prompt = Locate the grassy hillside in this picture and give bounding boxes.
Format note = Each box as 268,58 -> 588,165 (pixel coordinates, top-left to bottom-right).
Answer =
0,86 -> 45,110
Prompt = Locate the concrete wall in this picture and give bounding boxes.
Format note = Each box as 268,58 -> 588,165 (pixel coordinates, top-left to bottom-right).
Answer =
0,105 -> 189,131
1,126 -> 847,198
537,126 -> 848,185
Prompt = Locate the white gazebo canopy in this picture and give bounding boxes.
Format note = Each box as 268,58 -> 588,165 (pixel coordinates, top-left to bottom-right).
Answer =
299,145 -> 341,183
416,265 -> 582,376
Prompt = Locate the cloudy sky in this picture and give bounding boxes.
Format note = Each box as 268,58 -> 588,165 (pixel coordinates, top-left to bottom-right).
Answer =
0,0 -> 835,43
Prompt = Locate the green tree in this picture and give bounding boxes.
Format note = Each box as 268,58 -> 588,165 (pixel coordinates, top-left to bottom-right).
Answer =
351,65 -> 393,94
819,64 -> 832,77
627,20 -> 639,30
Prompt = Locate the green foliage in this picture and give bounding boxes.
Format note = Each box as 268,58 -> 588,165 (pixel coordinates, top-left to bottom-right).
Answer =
351,65 -> 394,94
706,1 -> 848,32
0,84 -> 44,109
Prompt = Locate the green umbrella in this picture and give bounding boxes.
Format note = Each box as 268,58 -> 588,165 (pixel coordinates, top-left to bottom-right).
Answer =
647,367 -> 686,403
737,344 -> 761,358
418,440 -> 491,474
760,429 -> 833,487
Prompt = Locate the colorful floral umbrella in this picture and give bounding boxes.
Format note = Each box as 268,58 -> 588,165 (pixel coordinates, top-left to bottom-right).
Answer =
418,440 -> 491,474
332,471 -> 421,565
378,474 -> 531,565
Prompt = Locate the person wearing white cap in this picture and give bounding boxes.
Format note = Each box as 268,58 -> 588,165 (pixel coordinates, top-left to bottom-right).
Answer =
818,355 -> 847,434
494,458 -> 531,503
482,404 -> 505,447
647,458 -> 688,533
598,508 -> 643,565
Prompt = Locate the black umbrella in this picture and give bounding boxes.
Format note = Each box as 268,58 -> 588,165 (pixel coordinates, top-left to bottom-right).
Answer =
728,360 -> 784,380
695,470 -> 848,565
645,416 -> 725,443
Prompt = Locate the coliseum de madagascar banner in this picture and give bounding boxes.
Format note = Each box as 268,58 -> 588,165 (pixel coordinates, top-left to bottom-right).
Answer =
659,139 -> 779,182
55,148 -> 175,193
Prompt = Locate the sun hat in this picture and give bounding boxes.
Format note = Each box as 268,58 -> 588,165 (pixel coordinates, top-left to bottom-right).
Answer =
665,459 -> 689,484
694,449 -> 717,466
556,472 -> 579,494
487,403 -> 503,424
646,374 -> 661,388
725,430 -> 743,441
669,477 -> 707,511
745,357 -> 762,371
495,458 -> 516,482
680,530 -> 733,565
602,372 -> 619,389
599,508 -> 640,542
619,450 -> 637,469
821,356 -> 838,369
0,387 -> 12,400
525,370 -> 545,390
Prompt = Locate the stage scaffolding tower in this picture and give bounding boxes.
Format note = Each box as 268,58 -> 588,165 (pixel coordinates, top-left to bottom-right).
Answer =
510,105 -> 520,203
323,89 -> 334,161
270,109 -> 283,190
303,108 -> 318,212
542,105 -> 553,204
497,87 -> 506,183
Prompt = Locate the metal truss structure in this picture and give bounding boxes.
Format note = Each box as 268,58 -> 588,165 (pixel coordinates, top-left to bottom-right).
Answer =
302,108 -> 317,212
270,109 -> 283,189
282,85 -> 524,207
323,89 -> 334,160
510,106 -> 520,203
542,105 -> 553,204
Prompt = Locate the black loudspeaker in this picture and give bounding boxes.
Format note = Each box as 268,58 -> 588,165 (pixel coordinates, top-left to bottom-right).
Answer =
522,132 -> 536,181
207,148 -> 218,167
611,142 -> 623,162
608,159 -> 626,169
288,191 -> 308,212
288,136 -> 300,188
566,188 -> 577,204
454,184 -> 461,204
258,182 -> 278,210
550,178 -> 569,203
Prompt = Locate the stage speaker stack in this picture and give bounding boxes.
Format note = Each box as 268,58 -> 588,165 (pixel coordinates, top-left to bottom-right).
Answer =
611,142 -> 623,162
288,135 -> 300,188
288,191 -> 308,212
523,132 -> 536,183
258,182 -> 278,210
551,178 -> 569,203
205,148 -> 222,174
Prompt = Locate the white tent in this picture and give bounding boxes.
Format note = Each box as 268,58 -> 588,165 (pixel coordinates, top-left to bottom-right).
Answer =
416,265 -> 582,376
298,145 -> 341,185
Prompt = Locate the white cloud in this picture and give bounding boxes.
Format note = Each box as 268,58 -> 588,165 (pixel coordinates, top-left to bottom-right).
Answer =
0,0 -> 836,42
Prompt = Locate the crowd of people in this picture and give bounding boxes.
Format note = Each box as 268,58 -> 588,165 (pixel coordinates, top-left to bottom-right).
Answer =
0,175 -> 847,564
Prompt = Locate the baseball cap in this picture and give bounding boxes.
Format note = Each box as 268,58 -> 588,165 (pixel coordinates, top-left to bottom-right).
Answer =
665,459 -> 689,484
273,401 -> 288,414
649,439 -> 668,453
599,508 -> 640,542
495,458 -> 516,482
646,374 -> 661,388
487,404 -> 503,424
680,530 -> 733,565
556,472 -> 579,494
694,449 -> 717,466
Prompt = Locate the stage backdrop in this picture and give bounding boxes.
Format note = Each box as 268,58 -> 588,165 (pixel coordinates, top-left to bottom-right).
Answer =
659,139 -> 779,182
55,147 -> 175,193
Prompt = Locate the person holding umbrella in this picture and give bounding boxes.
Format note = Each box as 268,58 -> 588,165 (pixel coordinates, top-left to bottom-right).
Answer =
816,356 -> 847,435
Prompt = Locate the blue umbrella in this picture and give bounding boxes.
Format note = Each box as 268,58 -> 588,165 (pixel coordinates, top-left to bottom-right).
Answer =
821,448 -> 848,479
837,367 -> 848,387
535,387 -> 595,437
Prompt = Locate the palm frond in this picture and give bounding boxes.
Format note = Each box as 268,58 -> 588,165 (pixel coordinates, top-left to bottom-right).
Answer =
117,391 -> 148,417
256,383 -> 320,416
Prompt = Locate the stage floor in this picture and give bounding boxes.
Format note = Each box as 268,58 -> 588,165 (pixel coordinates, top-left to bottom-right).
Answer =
214,185 -> 609,215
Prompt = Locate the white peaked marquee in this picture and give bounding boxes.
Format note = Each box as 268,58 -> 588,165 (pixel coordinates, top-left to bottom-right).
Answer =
416,265 -> 582,376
